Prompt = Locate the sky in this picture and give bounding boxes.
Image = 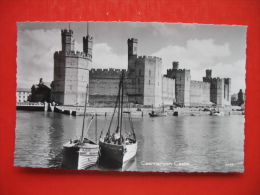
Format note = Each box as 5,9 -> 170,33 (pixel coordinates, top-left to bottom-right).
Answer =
17,22 -> 247,94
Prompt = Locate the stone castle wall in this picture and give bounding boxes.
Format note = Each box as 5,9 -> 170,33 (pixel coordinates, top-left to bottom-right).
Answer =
89,68 -> 125,105
190,81 -> 210,106
162,77 -> 175,105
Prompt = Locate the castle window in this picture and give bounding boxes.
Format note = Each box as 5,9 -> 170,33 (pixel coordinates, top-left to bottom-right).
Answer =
138,78 -> 140,84
149,80 -> 150,85
149,70 -> 151,76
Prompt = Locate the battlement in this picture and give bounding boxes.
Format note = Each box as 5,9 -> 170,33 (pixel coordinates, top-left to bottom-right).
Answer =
191,80 -> 210,86
83,36 -> 93,41
176,69 -> 190,73
204,77 -> 224,82
137,55 -> 162,62
162,76 -> 175,81
61,29 -> 73,35
54,50 -> 92,60
90,68 -> 127,78
128,38 -> 138,43
224,78 -> 231,84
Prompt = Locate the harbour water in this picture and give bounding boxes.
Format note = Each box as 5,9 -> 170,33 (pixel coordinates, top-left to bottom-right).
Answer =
15,110 -> 244,172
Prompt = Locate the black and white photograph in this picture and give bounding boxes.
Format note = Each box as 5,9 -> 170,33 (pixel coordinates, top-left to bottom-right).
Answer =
15,22 -> 246,172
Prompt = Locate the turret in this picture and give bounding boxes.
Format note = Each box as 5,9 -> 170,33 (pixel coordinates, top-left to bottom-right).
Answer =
238,89 -> 245,102
127,38 -> 138,57
172,61 -> 179,70
206,69 -> 212,79
61,29 -> 74,53
83,23 -> 93,57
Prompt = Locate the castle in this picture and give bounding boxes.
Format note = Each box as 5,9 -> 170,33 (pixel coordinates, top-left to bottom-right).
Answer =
51,28 -> 231,107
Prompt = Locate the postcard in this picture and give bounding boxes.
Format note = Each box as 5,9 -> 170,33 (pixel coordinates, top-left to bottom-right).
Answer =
15,22 -> 246,172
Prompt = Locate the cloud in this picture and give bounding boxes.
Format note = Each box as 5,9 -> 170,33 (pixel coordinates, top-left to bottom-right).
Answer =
17,29 -> 61,87
152,38 -> 231,75
152,39 -> 244,94
212,59 -> 246,94
91,43 -> 127,69
151,23 -> 178,37
17,28 -> 127,88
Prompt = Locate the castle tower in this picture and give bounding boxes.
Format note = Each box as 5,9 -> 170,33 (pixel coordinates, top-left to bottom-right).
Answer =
175,69 -> 191,106
206,69 -> 212,79
83,23 -> 93,57
237,89 -> 244,106
127,38 -> 138,58
61,29 -> 75,53
238,89 -> 244,102
51,28 -> 92,106
172,61 -> 179,70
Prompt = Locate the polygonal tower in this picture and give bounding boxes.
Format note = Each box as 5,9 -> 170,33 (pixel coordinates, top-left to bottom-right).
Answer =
51,27 -> 92,106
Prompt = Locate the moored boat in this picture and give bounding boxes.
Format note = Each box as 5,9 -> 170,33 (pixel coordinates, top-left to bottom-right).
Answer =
62,85 -> 99,170
149,104 -> 167,117
210,111 -> 224,116
99,71 -> 137,167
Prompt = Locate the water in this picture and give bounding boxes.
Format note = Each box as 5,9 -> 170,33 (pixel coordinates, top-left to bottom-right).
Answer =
15,111 -> 244,172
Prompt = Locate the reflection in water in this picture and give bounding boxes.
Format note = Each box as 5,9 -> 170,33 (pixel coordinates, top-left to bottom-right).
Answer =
15,111 -> 244,172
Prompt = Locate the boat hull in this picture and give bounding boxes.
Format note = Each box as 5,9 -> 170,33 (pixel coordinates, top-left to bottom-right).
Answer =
210,112 -> 224,116
62,139 -> 99,170
149,112 -> 167,117
99,139 -> 137,167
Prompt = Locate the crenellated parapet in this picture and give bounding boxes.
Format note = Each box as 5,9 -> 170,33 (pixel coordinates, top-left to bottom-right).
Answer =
137,55 -> 162,62
83,36 -> 93,41
90,68 -> 127,79
176,68 -> 190,73
127,38 -> 138,43
54,50 -> 92,60
224,78 -> 231,85
203,76 -> 224,84
191,80 -> 210,88
61,29 -> 73,35
162,76 -> 175,81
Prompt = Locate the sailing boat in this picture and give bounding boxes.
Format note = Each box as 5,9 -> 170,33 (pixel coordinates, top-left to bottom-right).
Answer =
99,71 -> 137,167
62,85 -> 99,170
149,103 -> 167,117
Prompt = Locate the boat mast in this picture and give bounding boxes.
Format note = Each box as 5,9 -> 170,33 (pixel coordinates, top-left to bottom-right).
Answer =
120,70 -> 124,143
80,84 -> 88,143
117,78 -> 121,131
95,112 -> 97,143
119,71 -> 124,143
162,103 -> 164,112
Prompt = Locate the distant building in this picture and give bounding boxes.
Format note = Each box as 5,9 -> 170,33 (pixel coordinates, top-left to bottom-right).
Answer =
231,89 -> 245,106
31,78 -> 51,102
16,88 -> 31,102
